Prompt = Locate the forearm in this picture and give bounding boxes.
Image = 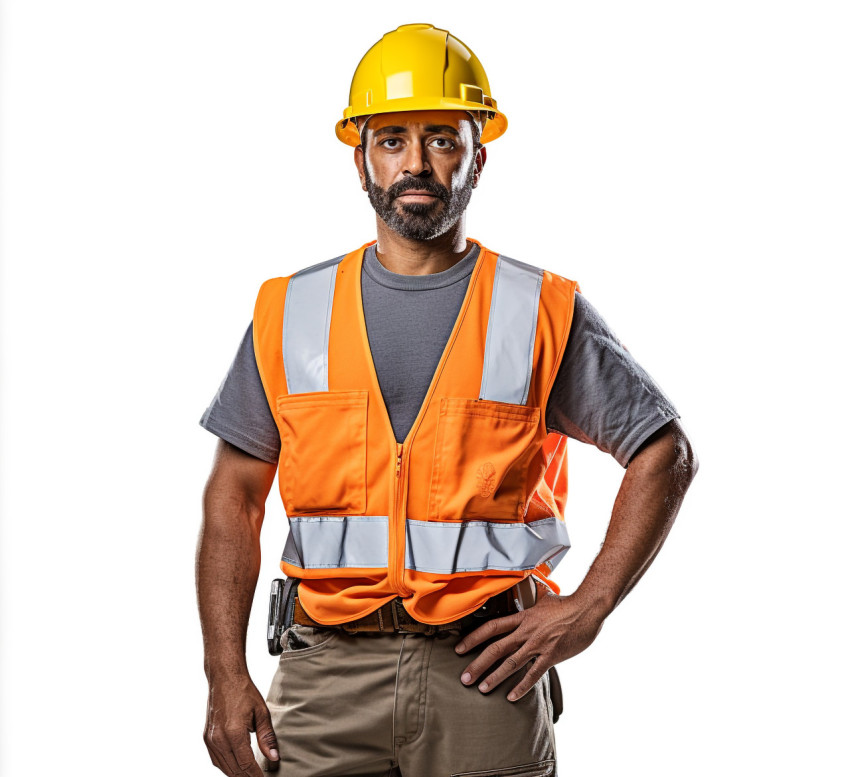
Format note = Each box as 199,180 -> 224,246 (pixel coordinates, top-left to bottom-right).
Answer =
454,421 -> 699,697
196,483 -> 264,682
573,420 -> 698,617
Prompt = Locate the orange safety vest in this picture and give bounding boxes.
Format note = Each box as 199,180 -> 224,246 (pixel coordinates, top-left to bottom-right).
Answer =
253,238 -> 579,625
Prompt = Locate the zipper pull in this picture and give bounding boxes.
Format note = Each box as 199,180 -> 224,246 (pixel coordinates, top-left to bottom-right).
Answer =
395,444 -> 403,478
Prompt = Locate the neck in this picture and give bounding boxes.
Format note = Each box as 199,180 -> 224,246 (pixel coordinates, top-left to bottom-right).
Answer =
373,215 -> 472,275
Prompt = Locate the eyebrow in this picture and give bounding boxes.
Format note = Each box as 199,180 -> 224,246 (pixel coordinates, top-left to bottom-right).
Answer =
373,125 -> 460,137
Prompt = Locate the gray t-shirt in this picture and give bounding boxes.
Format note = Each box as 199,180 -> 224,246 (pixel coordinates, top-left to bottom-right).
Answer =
200,244 -> 679,468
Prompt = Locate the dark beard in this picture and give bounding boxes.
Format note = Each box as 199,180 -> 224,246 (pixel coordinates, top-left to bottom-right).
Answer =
363,162 -> 475,241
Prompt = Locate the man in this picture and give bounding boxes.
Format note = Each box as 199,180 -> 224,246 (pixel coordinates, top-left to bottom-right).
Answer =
196,23 -> 698,777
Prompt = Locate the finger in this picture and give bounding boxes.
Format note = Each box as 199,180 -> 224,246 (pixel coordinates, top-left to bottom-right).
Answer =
455,612 -> 524,654
208,741 -> 241,777
203,736 -> 225,774
507,657 -> 551,702
209,750 -> 230,776
233,740 -> 264,777
476,649 -> 534,693
224,727 -> 265,777
253,704 -> 280,763
205,729 -> 238,777
210,737 -> 245,777
460,631 -> 525,686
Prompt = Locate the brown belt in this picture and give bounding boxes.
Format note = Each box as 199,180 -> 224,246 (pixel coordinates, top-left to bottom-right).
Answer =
292,577 -> 537,635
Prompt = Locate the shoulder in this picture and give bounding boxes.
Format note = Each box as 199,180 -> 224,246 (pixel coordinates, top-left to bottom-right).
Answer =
488,251 -> 579,305
255,251 -> 353,298
491,251 -> 578,283
567,291 -> 620,343
289,252 -> 348,279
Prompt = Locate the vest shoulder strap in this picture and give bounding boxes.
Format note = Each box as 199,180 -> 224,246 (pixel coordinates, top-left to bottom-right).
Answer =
527,263 -> 581,416
252,276 -> 289,418
252,252 -> 349,412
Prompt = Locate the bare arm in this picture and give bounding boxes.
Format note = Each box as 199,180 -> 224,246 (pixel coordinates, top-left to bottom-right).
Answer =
196,439 -> 279,776
455,418 -> 699,700
572,416 -> 698,613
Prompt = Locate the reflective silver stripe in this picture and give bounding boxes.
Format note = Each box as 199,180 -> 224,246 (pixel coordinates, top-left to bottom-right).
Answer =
479,255 -> 544,405
282,515 -> 389,569
281,514 -> 570,574
541,545 -> 570,575
404,517 -> 570,574
282,255 -> 344,394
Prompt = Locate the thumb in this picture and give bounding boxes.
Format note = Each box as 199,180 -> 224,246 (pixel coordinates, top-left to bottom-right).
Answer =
254,704 -> 280,763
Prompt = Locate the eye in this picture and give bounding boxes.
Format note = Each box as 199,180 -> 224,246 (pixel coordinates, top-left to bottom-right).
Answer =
379,138 -> 401,149
429,137 -> 455,149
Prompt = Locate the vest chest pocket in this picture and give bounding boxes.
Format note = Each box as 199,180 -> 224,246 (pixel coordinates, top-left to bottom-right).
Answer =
428,397 -> 541,522
275,390 -> 368,516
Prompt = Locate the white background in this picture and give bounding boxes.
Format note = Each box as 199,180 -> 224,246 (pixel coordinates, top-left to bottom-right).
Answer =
1,1 -> 848,774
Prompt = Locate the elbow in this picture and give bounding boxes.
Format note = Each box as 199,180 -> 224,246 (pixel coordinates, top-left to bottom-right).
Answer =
679,432 -> 699,484
633,419 -> 698,485
668,420 -> 698,487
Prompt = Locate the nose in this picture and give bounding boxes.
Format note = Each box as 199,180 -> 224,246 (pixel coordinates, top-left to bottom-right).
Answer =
402,141 -> 432,178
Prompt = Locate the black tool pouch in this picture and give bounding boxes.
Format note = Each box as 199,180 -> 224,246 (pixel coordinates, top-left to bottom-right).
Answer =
547,666 -> 564,723
266,577 -> 300,655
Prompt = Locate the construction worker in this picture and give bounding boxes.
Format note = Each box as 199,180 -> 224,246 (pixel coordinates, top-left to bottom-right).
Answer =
196,23 -> 698,777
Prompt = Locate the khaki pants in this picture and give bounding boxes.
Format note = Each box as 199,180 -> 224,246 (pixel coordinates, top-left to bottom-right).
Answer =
253,623 -> 558,777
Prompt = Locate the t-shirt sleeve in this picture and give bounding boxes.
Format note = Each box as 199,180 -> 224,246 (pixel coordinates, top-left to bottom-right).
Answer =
545,291 -> 680,468
198,321 -> 282,464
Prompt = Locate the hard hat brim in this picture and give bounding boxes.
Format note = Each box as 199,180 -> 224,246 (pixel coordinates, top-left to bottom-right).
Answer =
336,101 -> 508,147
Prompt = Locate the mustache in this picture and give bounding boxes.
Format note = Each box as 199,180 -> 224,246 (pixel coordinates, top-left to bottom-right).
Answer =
387,177 -> 449,202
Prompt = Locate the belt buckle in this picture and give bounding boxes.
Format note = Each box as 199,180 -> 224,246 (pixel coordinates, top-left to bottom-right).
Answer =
472,600 -> 492,619
390,598 -> 416,634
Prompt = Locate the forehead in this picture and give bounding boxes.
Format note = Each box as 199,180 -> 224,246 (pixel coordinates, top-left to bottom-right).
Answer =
364,110 -> 472,135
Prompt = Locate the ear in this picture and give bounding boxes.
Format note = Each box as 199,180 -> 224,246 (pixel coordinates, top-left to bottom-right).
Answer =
472,145 -> 487,188
354,145 -> 367,191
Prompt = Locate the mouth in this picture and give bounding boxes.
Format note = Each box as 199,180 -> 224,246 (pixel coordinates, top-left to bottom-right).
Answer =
396,190 -> 440,202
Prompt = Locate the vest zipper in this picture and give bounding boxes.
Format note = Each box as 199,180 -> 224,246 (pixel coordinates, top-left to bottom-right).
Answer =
391,442 -> 411,596
352,243 -> 484,600
387,442 -> 402,592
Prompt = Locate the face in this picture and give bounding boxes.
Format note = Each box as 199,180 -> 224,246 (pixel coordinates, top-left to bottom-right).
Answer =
354,110 -> 486,241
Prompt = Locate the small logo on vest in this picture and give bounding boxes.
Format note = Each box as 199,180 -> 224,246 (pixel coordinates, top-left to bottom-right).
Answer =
476,461 -> 497,498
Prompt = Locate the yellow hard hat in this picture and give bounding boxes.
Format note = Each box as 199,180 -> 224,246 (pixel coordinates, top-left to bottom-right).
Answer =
336,23 -> 508,147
